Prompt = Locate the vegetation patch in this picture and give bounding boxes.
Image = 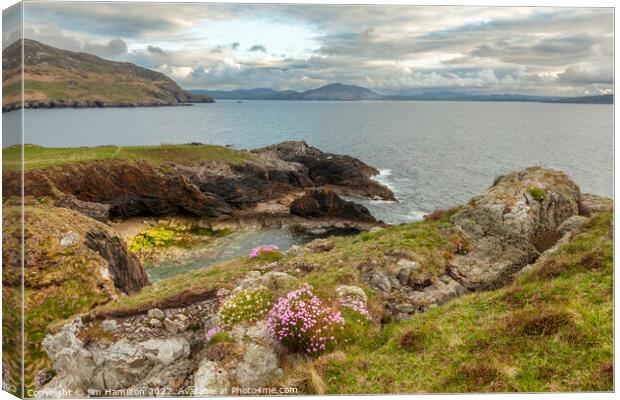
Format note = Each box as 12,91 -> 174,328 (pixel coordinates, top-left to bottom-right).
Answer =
527,186 -> 546,201
217,287 -> 274,327
2,143 -> 253,171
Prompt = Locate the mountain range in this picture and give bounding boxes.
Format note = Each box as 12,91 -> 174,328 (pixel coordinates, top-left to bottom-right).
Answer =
192,85 -> 613,104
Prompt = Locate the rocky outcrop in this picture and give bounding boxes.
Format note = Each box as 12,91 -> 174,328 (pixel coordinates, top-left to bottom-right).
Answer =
85,229 -> 149,294
449,167 -> 581,290
40,272 -> 293,397
290,187 -> 377,222
5,142 -> 393,228
254,141 -> 396,200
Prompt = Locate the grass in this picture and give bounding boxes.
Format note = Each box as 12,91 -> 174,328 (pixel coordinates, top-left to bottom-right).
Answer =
3,202 -> 114,392
316,212 -> 613,393
2,143 -> 253,171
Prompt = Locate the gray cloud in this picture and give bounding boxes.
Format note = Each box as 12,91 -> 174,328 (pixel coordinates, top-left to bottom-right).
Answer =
147,45 -> 165,55
249,44 -> 267,52
84,38 -> 128,58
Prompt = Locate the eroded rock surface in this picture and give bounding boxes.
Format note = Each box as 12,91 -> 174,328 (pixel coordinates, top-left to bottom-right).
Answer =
449,167 -> 581,290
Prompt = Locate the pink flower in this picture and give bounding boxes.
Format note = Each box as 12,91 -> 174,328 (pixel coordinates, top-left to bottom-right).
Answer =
267,284 -> 344,355
205,326 -> 221,342
250,244 -> 279,258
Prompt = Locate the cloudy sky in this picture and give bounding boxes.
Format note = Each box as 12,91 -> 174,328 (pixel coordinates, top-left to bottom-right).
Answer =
4,2 -> 614,95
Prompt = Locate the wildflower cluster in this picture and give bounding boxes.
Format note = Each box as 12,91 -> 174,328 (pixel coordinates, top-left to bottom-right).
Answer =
250,244 -> 279,258
268,284 -> 345,355
217,287 -> 273,327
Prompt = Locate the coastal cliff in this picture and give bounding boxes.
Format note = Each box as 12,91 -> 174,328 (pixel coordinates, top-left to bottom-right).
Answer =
3,144 -> 611,394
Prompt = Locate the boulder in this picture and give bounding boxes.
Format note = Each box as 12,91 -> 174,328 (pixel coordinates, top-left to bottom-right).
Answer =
394,259 -> 421,286
193,360 -> 230,396
369,272 -> 392,292
290,187 -> 377,222
450,167 -> 581,290
336,285 -> 367,304
235,343 -> 283,388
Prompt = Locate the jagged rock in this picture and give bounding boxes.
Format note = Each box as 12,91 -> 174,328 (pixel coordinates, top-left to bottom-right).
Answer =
255,140 -> 395,200
580,193 -> 613,216
290,187 -> 377,222
147,308 -> 165,320
193,360 -> 230,395
235,343 -> 283,388
307,238 -> 336,253
85,228 -> 149,294
450,167 -> 581,290
101,319 -> 117,333
55,195 -> 111,222
369,272 -> 392,292
558,215 -> 589,237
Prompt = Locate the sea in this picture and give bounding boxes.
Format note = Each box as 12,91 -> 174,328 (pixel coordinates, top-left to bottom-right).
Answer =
4,100 -> 612,279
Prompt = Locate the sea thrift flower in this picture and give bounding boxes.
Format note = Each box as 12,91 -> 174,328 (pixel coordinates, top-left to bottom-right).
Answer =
268,284 -> 345,355
250,244 -> 279,258
205,326 -> 221,342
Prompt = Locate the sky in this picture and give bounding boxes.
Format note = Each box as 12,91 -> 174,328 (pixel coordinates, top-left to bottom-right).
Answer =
3,2 -> 614,95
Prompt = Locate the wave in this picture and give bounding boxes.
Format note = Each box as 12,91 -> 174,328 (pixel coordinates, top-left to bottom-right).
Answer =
405,210 -> 427,221
372,168 -> 396,191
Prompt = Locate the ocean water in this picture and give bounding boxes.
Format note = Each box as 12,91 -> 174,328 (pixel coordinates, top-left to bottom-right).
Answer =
6,100 -> 614,224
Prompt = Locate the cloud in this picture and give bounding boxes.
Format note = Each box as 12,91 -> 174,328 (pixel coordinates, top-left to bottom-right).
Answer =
147,45 -> 166,55
249,44 -> 267,52
18,3 -> 614,96
558,64 -> 613,84
84,38 -> 128,58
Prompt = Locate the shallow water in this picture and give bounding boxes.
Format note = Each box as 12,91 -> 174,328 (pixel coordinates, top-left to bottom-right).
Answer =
9,100 -> 613,224
145,228 -> 314,282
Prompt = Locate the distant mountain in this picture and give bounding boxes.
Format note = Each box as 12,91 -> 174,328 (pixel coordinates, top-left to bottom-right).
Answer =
192,83 -> 382,101
193,85 -> 613,104
2,39 -> 213,112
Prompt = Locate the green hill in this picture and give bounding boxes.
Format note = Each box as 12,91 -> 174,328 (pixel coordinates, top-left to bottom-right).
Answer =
2,39 -> 213,111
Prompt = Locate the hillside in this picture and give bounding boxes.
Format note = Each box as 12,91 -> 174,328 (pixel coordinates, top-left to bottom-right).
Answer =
1,39 -> 213,111
193,83 -> 383,101
3,142 -> 612,394
193,85 -> 613,104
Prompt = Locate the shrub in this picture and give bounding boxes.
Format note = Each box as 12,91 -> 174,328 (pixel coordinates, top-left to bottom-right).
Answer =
268,284 -> 345,355
527,186 -> 546,202
217,287 -> 273,327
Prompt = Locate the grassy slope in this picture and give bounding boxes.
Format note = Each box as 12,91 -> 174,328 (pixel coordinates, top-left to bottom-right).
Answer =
91,212 -> 457,318
89,211 -> 613,393
319,212 -> 613,393
3,202 -> 117,389
2,143 -> 252,171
